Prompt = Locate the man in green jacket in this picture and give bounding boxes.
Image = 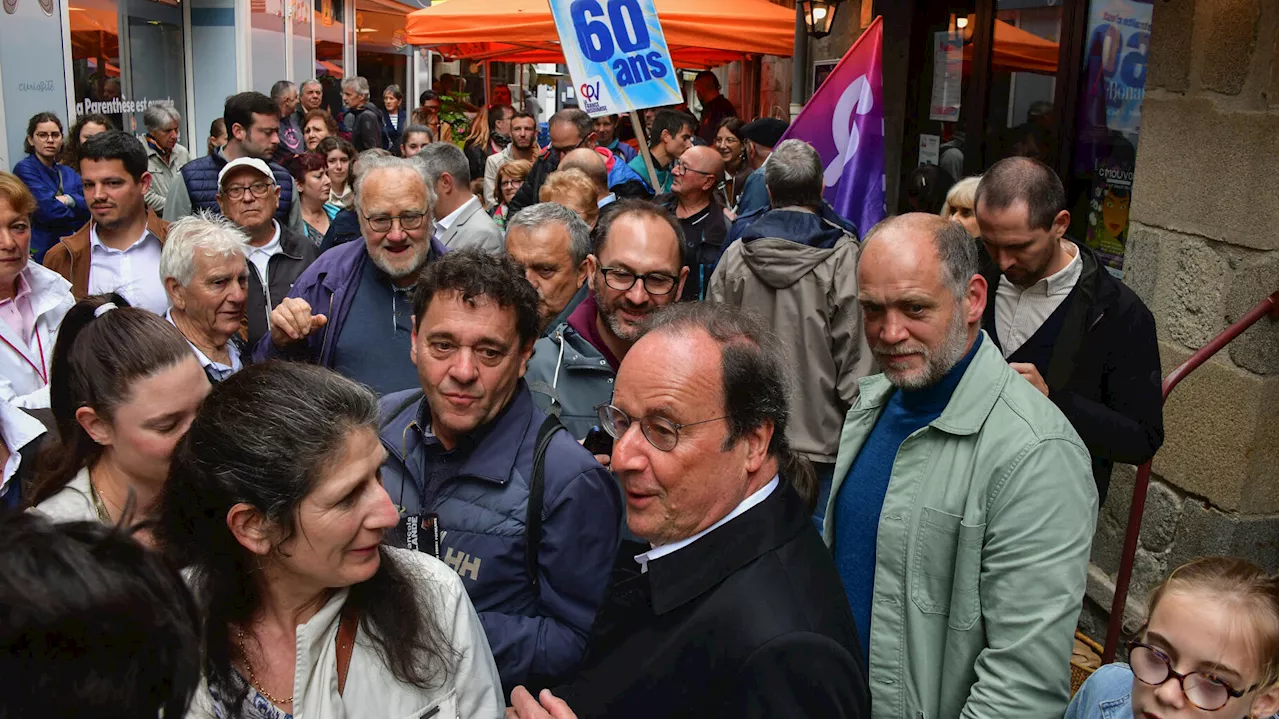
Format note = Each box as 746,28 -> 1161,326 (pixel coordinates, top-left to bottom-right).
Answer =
824,213 -> 1097,719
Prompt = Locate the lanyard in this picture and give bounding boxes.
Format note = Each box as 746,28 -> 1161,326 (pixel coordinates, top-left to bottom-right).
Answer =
0,326 -> 46,385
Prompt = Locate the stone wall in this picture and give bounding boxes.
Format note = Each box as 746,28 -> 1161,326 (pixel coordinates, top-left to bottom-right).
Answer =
1079,0 -> 1279,644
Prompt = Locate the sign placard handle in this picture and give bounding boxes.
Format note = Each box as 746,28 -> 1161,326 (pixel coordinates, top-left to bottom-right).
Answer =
630,109 -> 661,192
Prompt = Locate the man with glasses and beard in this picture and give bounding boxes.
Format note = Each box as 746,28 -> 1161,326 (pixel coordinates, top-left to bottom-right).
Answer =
254,156 -> 447,395
525,200 -> 686,439
823,213 -> 1097,719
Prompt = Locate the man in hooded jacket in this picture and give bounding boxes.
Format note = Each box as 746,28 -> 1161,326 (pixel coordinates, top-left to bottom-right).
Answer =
708,140 -> 874,527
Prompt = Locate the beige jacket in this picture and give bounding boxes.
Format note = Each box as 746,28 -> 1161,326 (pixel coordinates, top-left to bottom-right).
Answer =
708,210 -> 873,463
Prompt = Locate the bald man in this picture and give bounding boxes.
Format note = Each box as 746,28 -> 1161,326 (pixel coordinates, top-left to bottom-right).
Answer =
560,148 -> 612,206
657,144 -> 727,301
823,212 -> 1096,719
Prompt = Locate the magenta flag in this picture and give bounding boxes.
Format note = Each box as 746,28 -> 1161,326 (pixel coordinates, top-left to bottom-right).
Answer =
779,16 -> 886,235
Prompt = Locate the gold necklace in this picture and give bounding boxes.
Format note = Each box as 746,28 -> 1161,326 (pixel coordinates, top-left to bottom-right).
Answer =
236,627 -> 293,706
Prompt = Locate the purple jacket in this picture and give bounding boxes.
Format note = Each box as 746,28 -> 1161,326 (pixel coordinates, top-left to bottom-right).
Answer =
252,237 -> 448,366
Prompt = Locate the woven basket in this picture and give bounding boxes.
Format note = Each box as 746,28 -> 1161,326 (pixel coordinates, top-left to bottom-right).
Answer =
1070,631 -> 1104,696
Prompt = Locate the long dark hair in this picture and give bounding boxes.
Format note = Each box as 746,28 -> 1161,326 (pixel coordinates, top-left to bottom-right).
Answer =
29,294 -> 194,506
155,362 -> 458,705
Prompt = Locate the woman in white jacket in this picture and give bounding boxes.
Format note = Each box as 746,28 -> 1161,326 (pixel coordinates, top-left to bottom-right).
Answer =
157,361 -> 505,719
0,171 -> 75,410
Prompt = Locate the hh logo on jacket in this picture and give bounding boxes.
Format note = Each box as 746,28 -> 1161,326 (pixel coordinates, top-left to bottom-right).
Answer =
444,546 -> 483,581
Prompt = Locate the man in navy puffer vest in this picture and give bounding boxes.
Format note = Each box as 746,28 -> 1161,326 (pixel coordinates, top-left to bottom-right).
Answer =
165,92 -> 298,231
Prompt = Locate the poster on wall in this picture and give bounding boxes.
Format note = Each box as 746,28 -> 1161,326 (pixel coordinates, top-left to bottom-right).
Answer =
928,31 -> 963,122
1074,0 -> 1153,277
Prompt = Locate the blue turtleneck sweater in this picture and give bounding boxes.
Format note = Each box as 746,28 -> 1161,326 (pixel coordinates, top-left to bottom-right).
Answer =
834,334 -> 982,664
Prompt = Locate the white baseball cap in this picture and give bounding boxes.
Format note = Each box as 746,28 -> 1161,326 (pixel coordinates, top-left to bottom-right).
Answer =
217,157 -> 275,187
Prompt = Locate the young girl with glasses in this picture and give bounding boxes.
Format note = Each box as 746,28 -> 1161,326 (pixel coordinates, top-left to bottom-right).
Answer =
1067,556 -> 1277,719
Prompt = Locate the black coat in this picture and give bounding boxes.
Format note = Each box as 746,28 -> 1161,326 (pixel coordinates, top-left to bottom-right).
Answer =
350,104 -> 384,153
556,483 -> 870,719
506,149 -> 557,217
981,241 -> 1164,500
246,226 -> 320,348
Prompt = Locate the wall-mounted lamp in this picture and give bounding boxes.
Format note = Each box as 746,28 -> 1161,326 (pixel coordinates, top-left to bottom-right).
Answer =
802,0 -> 842,39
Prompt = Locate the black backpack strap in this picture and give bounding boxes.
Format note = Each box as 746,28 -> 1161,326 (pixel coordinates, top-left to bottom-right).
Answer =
526,414 -> 564,591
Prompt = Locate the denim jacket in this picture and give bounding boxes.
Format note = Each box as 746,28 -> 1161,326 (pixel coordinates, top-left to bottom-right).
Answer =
823,332 -> 1098,718
1065,664 -> 1133,719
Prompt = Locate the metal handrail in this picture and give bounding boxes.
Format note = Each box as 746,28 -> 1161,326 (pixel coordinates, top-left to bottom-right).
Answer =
1101,290 -> 1280,663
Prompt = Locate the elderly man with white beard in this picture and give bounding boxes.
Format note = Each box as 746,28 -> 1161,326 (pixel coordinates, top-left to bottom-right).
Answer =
254,156 -> 448,395
823,213 -> 1098,719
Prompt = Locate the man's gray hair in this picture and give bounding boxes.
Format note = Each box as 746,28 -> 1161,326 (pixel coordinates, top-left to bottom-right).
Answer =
160,211 -> 249,287
269,80 -> 297,103
860,214 -> 979,299
415,142 -> 471,187
341,76 -> 370,97
300,78 -> 322,93
763,139 -> 824,209
355,155 -> 437,218
142,102 -> 181,133
640,302 -> 817,509
549,108 -> 592,141
508,203 -> 591,265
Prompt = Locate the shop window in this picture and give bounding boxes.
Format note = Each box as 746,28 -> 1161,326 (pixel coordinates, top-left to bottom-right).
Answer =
981,0 -> 1062,170
1068,0 -> 1152,276
251,0 -> 287,94
291,0 -> 313,85
69,0 -> 187,135
315,0 -> 345,115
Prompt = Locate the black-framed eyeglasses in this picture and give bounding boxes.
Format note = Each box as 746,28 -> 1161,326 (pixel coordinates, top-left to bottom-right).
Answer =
222,181 -> 273,200
362,211 -> 428,233
673,158 -> 715,177
596,403 -> 727,452
598,265 -> 678,295
551,135 -> 589,155
1128,640 -> 1258,711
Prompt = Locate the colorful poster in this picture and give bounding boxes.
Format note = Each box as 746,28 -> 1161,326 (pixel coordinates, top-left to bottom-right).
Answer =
778,16 -> 886,235
1074,0 -> 1153,275
929,31 -> 963,122
548,0 -> 684,117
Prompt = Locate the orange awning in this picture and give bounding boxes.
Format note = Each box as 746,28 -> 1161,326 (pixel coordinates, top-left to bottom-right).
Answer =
404,0 -> 797,68
964,19 -> 1059,75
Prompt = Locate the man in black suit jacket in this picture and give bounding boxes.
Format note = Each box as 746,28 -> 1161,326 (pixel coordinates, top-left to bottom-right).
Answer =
509,302 -> 870,719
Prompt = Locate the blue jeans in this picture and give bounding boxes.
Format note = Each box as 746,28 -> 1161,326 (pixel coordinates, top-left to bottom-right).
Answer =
812,461 -> 836,533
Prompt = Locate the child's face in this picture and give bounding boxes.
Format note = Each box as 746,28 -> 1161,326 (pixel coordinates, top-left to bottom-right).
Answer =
1130,589 -> 1277,719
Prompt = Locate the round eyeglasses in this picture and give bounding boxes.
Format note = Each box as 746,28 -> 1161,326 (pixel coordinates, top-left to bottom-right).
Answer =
596,403 -> 727,452
1128,640 -> 1258,711
598,266 -> 678,296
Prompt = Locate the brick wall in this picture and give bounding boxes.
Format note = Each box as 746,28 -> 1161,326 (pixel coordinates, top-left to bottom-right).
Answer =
1078,0 -> 1279,643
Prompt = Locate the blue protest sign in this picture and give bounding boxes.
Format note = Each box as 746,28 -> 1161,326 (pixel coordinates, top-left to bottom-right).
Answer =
549,0 -> 684,117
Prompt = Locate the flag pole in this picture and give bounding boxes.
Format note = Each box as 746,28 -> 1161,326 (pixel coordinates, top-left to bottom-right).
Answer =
630,109 -> 661,191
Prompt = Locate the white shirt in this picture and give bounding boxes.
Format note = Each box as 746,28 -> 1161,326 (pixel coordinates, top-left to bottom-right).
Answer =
994,241 -> 1082,358
244,221 -> 284,289
165,309 -> 242,381
87,224 -> 168,316
634,475 -> 779,573
434,195 -> 478,238
0,398 -> 45,502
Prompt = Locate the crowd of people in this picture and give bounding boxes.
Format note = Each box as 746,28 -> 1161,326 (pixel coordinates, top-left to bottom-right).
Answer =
0,68 -> 1272,719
